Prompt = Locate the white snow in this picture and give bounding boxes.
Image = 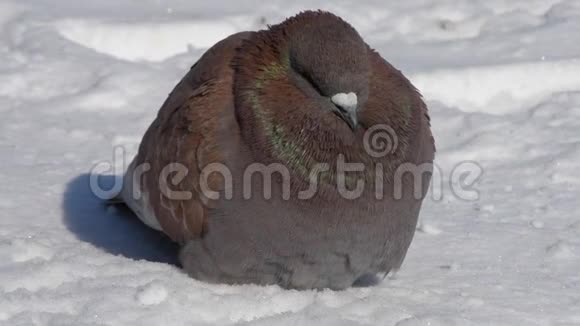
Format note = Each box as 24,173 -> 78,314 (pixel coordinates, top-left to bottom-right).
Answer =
1,0 -> 580,325
135,281 -> 169,305
56,19 -> 248,62
412,59 -> 580,114
416,222 -> 442,236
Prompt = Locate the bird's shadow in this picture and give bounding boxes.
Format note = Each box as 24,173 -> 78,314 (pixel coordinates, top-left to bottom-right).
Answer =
62,174 -> 384,288
62,173 -> 179,265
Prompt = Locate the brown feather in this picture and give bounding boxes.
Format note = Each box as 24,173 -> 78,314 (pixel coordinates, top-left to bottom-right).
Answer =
124,32 -> 251,243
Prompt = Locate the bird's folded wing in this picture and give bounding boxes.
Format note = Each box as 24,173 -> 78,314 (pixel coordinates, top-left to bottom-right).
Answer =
126,32 -> 251,243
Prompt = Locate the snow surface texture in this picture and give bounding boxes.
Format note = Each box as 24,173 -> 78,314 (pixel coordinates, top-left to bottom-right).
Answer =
1,0 -> 580,325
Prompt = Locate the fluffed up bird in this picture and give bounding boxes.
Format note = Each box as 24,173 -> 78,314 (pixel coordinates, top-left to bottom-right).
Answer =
118,10 -> 435,290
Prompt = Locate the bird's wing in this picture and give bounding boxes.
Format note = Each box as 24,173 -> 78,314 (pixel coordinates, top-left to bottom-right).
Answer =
122,32 -> 251,243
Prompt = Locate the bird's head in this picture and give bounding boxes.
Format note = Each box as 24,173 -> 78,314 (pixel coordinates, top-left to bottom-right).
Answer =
283,12 -> 370,130
233,11 -> 413,191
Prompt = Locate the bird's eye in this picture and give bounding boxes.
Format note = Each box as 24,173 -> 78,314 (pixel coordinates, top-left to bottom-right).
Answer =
302,73 -> 324,95
291,64 -> 324,96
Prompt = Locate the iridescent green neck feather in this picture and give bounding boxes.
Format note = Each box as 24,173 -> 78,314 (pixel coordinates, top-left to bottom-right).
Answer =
245,51 -> 314,178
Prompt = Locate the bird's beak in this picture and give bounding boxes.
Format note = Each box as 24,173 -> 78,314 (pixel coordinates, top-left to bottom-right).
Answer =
331,92 -> 358,130
335,108 -> 358,130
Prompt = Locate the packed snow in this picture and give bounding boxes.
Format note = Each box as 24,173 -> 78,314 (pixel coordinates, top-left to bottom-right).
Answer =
1,0 -> 579,325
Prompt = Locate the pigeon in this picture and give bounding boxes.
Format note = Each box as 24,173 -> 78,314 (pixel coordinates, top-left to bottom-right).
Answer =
119,10 -> 435,290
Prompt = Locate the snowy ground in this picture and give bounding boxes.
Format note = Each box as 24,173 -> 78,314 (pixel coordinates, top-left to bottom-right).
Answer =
1,0 -> 579,325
